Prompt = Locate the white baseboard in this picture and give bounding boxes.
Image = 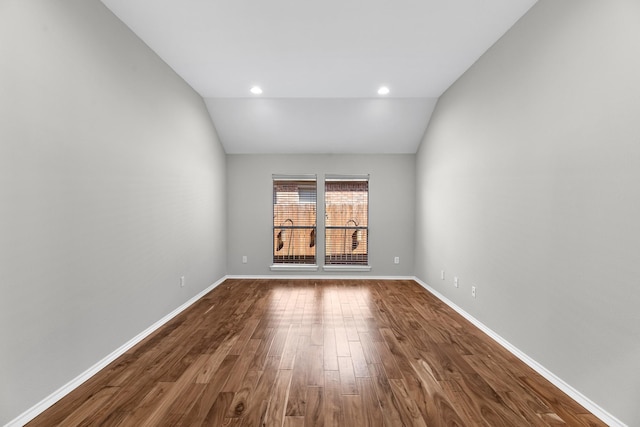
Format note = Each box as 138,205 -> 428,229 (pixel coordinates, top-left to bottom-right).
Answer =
412,276 -> 626,427
226,274 -> 414,281
5,276 -> 227,427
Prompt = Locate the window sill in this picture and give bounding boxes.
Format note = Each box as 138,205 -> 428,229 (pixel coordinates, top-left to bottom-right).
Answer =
270,264 -> 319,272
323,265 -> 372,272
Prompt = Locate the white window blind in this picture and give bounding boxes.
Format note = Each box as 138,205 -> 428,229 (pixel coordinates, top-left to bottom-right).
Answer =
273,176 -> 317,265
324,176 -> 369,266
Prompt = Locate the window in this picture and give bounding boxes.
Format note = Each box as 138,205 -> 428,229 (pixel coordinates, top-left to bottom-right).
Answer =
273,176 -> 317,265
325,175 -> 369,266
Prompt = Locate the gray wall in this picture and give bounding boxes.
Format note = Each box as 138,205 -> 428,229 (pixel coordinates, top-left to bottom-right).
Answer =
0,1 -> 227,424
227,154 -> 415,276
415,1 -> 640,425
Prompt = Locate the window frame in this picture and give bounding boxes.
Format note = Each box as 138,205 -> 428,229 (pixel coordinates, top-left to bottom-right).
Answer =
323,174 -> 371,272
270,174 -> 319,271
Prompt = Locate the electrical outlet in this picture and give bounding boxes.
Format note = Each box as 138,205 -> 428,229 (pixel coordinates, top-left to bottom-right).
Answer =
242,255 -> 248,264
180,276 -> 185,288
394,256 -> 400,264
471,285 -> 476,298
441,270 -> 445,280
454,277 -> 459,288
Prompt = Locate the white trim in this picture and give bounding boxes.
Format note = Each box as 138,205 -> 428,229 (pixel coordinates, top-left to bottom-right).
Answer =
227,274 -> 412,281
5,276 -> 227,427
412,276 -> 627,427
325,174 -> 370,181
323,265 -> 372,272
270,264 -> 319,272
272,174 -> 316,181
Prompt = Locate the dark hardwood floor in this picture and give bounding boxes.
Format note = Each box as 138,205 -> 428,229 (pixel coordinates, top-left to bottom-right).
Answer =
27,279 -> 605,426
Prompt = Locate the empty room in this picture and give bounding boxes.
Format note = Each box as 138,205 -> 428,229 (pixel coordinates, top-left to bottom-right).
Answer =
1,0 -> 638,426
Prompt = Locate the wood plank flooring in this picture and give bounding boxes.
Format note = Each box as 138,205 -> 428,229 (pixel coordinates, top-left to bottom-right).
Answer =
27,279 -> 605,426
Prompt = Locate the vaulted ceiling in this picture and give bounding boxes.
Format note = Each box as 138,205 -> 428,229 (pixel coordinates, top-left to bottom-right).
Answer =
100,0 -> 537,154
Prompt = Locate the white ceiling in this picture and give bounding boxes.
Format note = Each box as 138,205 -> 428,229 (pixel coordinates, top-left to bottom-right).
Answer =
100,0 -> 537,153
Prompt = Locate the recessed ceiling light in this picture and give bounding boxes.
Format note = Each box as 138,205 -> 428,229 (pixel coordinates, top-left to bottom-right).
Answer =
377,86 -> 390,95
250,86 -> 263,95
